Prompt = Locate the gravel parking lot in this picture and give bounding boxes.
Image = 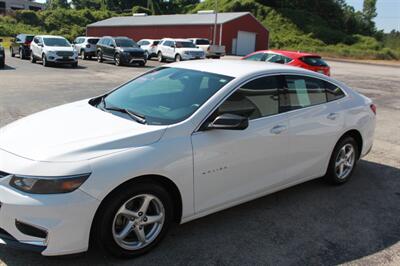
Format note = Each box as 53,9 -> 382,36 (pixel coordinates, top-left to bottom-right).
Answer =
0,53 -> 400,266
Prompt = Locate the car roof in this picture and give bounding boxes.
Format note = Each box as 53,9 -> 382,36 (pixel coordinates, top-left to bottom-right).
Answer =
36,35 -> 66,39
167,59 -> 324,79
254,49 -> 321,59
162,38 -> 192,42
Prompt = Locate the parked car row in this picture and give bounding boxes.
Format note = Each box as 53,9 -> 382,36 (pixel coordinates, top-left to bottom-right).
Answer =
4,33 -> 331,75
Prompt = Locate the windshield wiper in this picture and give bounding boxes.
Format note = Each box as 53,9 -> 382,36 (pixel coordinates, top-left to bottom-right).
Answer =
99,96 -> 146,124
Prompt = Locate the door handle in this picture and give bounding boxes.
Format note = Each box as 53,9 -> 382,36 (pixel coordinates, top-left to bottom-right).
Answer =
271,125 -> 287,135
327,113 -> 339,120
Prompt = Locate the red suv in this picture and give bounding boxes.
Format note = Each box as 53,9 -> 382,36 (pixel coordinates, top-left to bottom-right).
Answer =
242,49 -> 331,76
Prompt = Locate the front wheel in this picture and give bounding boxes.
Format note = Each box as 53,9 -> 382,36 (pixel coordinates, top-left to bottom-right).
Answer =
92,182 -> 174,258
174,54 -> 181,62
81,50 -> 87,60
97,51 -> 103,63
42,54 -> 49,67
10,48 -> 15,57
115,53 -> 122,66
19,49 -> 24,59
325,136 -> 358,185
157,52 -> 164,63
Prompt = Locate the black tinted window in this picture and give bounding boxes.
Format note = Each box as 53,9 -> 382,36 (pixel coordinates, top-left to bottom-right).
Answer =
153,41 -> 160,45
300,56 -> 328,67
266,54 -> 292,64
218,76 -> 282,120
285,75 -> 327,109
325,81 -> 345,101
195,39 -> 210,45
243,53 -> 266,61
88,38 -> 99,44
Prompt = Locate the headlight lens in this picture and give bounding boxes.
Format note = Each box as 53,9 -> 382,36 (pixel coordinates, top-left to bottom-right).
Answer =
9,173 -> 90,194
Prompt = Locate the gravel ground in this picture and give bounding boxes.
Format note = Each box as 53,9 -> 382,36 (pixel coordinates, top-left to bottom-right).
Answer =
0,53 -> 399,266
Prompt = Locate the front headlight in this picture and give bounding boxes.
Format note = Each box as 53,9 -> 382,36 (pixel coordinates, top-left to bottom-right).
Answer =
9,173 -> 90,194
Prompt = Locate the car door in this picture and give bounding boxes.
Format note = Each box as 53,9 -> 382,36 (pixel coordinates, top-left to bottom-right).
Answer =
165,41 -> 175,59
32,37 -> 41,57
284,75 -> 345,182
192,75 -> 290,213
103,38 -> 114,59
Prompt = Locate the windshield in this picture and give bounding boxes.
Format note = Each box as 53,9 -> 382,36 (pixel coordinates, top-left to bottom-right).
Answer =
115,38 -> 138,48
43,38 -> 71,47
102,67 -> 234,125
195,39 -> 210,45
176,41 -> 196,48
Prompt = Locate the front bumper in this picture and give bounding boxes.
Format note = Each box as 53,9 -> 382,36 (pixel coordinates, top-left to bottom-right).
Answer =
46,54 -> 78,64
182,54 -> 205,60
0,149 -> 100,256
121,53 -> 146,64
0,182 -> 100,256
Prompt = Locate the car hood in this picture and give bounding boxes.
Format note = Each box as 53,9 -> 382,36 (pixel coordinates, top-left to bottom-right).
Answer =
44,46 -> 75,52
0,100 -> 167,162
119,47 -> 144,53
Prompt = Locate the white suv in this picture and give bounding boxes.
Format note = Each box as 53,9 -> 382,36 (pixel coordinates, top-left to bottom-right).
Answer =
157,38 -> 205,62
73,36 -> 100,60
137,39 -> 160,59
30,35 -> 78,67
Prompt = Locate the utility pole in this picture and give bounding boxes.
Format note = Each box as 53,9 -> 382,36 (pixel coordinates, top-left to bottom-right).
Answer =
212,0 -> 218,45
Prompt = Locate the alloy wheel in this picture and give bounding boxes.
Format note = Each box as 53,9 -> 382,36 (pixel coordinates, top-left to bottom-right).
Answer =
335,143 -> 355,179
112,194 -> 165,251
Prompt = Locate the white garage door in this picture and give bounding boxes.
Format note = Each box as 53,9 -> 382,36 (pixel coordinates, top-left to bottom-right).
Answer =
236,31 -> 256,56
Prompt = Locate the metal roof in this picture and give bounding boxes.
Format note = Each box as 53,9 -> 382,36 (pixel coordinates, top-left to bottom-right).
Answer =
87,12 -> 250,27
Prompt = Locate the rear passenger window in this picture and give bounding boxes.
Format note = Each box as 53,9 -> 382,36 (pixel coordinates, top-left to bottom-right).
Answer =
285,75 -> 327,109
325,81 -> 345,101
217,76 -> 283,120
244,53 -> 265,61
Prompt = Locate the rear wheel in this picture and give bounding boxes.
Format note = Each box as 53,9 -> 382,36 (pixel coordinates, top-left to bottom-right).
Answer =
92,182 -> 174,258
0,58 -> 4,68
81,50 -> 87,60
10,48 -> 15,57
72,62 -> 78,68
325,136 -> 358,185
30,52 -> 36,63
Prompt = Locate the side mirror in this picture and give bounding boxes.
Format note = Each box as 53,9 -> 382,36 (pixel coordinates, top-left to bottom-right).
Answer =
110,44 -> 115,48
207,113 -> 249,130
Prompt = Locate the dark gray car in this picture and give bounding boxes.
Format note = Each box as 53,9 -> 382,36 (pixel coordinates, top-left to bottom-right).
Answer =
0,38 -> 5,68
96,36 -> 146,67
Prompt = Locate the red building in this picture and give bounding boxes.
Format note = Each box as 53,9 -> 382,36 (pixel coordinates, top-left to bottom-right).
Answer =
86,12 -> 269,56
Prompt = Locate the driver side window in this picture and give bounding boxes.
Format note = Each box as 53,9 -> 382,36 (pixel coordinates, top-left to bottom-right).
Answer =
216,76 -> 283,120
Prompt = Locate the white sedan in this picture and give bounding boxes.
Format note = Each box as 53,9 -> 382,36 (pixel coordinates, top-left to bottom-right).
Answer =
0,60 -> 375,258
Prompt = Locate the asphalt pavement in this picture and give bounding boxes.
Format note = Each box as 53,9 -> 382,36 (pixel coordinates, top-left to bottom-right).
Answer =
0,53 -> 400,265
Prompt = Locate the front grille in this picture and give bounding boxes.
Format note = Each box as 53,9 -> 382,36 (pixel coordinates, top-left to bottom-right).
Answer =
130,51 -> 144,58
0,171 -> 9,178
56,51 -> 74,57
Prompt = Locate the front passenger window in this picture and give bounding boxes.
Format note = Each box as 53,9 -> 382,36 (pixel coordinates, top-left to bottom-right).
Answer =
217,76 -> 282,120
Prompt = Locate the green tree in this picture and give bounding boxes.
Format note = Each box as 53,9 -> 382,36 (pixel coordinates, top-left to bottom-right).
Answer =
49,0 -> 70,9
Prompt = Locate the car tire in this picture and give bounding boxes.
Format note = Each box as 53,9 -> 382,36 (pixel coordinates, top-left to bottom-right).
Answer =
30,52 -> 36,63
72,62 -> 78,68
10,48 -> 15,57
144,51 -> 149,60
19,49 -> 24,59
138,60 -> 146,67
81,50 -> 86,60
325,136 -> 358,185
175,54 -> 181,62
42,54 -> 49,67
91,182 -> 174,258
115,53 -> 122,66
0,59 -> 4,68
157,52 -> 164,63
97,51 -> 103,63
